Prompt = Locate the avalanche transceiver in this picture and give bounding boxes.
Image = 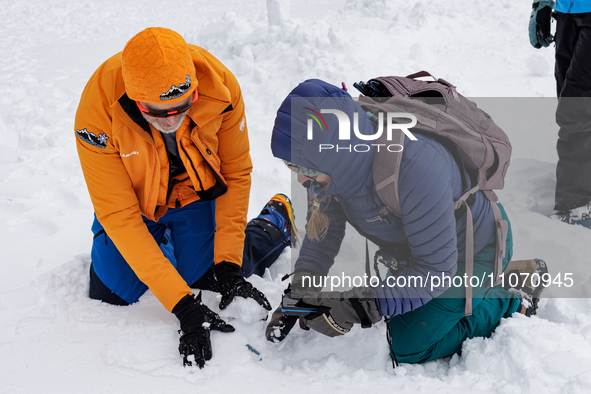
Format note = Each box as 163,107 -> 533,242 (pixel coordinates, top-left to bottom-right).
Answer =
280,295 -> 322,316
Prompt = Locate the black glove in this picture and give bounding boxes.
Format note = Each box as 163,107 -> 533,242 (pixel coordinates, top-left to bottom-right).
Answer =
299,287 -> 383,337
172,292 -> 235,368
529,1 -> 555,48
214,261 -> 272,311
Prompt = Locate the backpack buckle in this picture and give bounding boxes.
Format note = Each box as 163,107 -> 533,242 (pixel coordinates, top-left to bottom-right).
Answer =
377,206 -> 393,224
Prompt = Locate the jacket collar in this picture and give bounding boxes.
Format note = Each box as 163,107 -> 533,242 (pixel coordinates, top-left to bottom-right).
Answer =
112,94 -> 154,145
187,49 -> 233,128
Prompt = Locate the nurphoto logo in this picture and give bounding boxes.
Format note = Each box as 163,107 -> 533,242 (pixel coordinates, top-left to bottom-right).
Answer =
306,108 -> 418,152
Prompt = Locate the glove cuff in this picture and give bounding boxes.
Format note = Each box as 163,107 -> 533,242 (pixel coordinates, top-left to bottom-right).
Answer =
214,261 -> 242,282
172,292 -> 207,333
172,293 -> 198,321
533,0 -> 555,10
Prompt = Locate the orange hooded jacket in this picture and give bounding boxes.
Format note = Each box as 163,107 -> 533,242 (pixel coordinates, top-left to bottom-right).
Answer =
75,45 -> 252,312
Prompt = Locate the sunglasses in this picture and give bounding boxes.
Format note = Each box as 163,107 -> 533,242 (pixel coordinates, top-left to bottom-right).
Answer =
136,90 -> 198,118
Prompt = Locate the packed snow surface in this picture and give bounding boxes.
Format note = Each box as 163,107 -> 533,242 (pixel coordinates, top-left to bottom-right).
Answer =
2,0 -> 591,393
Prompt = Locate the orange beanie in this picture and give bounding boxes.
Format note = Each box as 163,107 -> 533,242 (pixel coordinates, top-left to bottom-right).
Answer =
122,27 -> 197,104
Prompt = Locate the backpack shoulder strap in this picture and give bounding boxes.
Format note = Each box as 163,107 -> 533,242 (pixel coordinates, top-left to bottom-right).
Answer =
371,128 -> 406,218
360,95 -> 408,219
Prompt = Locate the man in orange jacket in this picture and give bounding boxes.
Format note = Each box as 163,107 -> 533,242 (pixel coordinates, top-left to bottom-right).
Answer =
75,27 -> 296,368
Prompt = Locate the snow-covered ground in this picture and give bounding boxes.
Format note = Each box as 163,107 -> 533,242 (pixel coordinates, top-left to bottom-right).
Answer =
2,0 -> 591,392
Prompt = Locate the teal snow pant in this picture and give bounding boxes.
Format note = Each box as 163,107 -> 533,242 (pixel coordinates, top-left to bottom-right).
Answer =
388,205 -> 520,364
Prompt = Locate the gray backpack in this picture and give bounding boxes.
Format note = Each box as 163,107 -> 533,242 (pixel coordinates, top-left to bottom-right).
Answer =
355,71 -> 511,316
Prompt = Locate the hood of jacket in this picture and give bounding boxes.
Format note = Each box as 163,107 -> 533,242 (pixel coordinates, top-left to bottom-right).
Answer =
271,79 -> 377,198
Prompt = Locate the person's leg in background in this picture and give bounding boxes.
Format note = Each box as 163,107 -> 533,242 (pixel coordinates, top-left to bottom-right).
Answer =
553,13 -> 591,217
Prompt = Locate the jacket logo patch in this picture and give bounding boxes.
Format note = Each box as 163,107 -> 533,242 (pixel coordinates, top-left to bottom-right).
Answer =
239,117 -> 246,131
76,128 -> 108,149
121,151 -> 139,158
160,75 -> 191,101
365,215 -> 381,224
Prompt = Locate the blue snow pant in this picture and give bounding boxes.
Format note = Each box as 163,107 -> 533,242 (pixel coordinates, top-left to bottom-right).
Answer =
388,204 -> 521,364
89,200 -> 289,306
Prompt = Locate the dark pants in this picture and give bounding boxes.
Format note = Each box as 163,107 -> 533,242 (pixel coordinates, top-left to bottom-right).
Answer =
89,201 -> 289,306
554,12 -> 591,210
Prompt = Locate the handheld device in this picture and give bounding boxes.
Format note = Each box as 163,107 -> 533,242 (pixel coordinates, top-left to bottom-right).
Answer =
280,295 -> 322,316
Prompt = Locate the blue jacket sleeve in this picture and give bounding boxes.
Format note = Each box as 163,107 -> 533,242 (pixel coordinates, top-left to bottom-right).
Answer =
294,195 -> 348,276
374,139 -> 459,316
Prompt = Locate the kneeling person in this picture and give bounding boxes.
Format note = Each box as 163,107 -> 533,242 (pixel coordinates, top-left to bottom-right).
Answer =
265,79 -> 546,364
75,27 -> 295,367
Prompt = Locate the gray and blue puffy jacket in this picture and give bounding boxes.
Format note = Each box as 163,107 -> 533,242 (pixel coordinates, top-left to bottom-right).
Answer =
271,79 -> 496,317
